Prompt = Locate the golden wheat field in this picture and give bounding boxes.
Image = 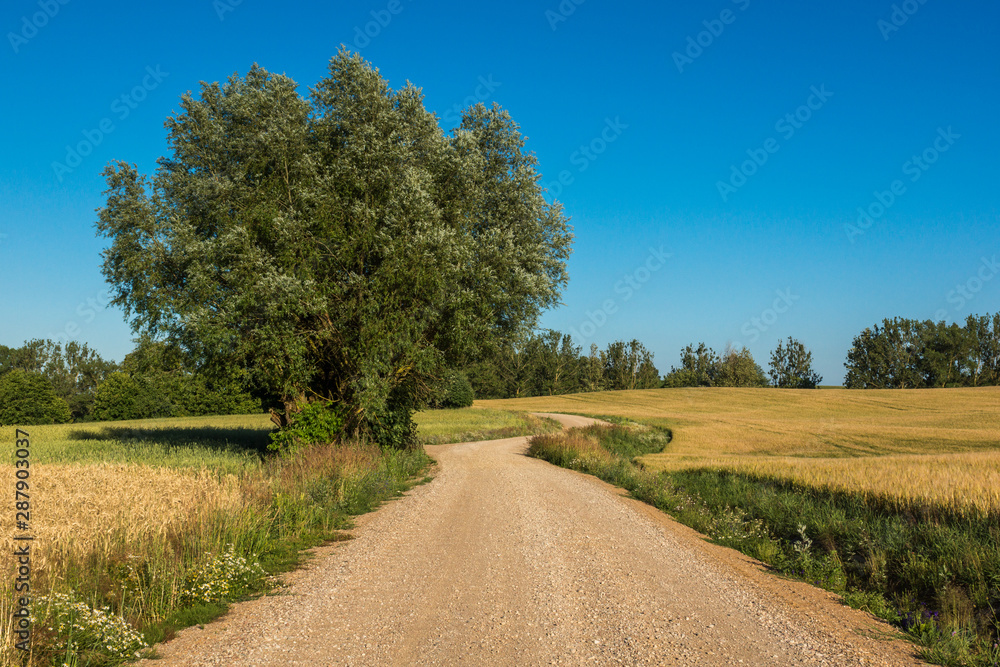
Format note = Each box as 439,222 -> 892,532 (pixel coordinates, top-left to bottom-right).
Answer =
480,387 -> 1000,516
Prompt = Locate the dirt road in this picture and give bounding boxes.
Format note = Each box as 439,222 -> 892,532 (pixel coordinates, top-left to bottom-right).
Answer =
144,414 -> 924,666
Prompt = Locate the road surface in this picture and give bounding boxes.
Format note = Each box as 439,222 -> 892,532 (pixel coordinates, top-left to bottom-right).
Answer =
143,413 -> 924,666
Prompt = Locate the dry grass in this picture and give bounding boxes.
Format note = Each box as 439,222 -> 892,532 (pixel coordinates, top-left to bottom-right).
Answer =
481,387 -> 1000,517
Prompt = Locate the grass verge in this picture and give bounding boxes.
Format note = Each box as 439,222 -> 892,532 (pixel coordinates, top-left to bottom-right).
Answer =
528,423 -> 1000,667
414,407 -> 560,445
1,438 -> 430,667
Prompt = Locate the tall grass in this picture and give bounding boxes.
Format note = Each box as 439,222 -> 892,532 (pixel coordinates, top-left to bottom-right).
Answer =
528,423 -> 1000,667
1,431 -> 429,667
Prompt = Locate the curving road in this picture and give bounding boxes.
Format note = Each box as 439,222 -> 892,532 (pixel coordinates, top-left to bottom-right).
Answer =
143,413 -> 924,666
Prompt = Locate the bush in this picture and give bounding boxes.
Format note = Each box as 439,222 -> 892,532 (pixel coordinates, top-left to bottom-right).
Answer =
439,371 -> 475,408
93,371 -> 262,421
92,372 -> 165,421
0,370 -> 72,425
269,400 -> 345,454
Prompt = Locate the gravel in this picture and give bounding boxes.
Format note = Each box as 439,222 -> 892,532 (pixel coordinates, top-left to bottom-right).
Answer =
142,413 -> 926,666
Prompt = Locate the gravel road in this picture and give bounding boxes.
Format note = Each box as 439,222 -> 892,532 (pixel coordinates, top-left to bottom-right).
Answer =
143,413 -> 925,666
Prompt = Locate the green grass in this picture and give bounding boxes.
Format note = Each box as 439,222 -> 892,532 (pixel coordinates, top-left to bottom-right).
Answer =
413,407 -> 559,444
9,413 -> 273,472
12,408 -> 550,470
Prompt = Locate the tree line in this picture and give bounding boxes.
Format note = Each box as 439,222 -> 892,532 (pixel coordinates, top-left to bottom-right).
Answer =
844,314 -> 1000,388
460,332 -> 823,398
0,337 -> 259,425
6,313 -> 998,426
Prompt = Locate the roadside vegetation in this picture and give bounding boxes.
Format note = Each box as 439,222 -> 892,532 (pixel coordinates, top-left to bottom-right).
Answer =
1,406 -> 535,667
509,388 -> 1000,667
414,408 -> 560,445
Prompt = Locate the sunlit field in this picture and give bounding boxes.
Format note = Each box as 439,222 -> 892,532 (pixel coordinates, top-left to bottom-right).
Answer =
480,387 -> 1000,516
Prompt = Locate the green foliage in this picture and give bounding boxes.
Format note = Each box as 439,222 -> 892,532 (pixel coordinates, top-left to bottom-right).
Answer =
434,370 -> 475,408
0,369 -> 72,425
92,372 -> 160,421
32,591 -> 150,664
713,346 -> 768,387
467,332 -> 660,398
0,339 -> 118,421
602,339 -> 661,390
269,400 -> 345,454
769,336 -> 822,388
662,342 -> 718,387
845,313 -> 1000,388
180,546 -> 266,605
95,49 -> 571,448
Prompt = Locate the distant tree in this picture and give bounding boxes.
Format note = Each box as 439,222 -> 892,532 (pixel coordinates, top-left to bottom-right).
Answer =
0,339 -> 117,421
0,370 -> 72,426
579,343 -> 605,393
768,337 -> 822,388
966,313 -> 1000,386
526,330 -> 580,396
844,318 -> 923,388
662,342 -> 718,387
713,346 -> 768,387
602,339 -> 659,390
95,50 -> 571,446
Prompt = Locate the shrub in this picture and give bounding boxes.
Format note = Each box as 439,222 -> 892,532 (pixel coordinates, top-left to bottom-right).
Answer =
440,371 -> 475,408
0,369 -> 72,425
269,400 -> 345,454
92,372 -> 166,421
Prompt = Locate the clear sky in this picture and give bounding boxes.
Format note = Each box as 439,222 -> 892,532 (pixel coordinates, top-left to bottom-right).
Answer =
2,0 -> 997,384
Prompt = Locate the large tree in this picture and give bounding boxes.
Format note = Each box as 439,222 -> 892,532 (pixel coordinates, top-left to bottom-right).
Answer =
96,50 -> 572,447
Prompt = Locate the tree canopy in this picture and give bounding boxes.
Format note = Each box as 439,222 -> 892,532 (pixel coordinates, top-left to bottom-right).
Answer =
845,314 -> 1000,388
96,50 -> 572,447
768,337 -> 822,388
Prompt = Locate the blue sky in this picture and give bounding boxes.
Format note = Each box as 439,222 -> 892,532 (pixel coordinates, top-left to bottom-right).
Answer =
2,0 -> 997,384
